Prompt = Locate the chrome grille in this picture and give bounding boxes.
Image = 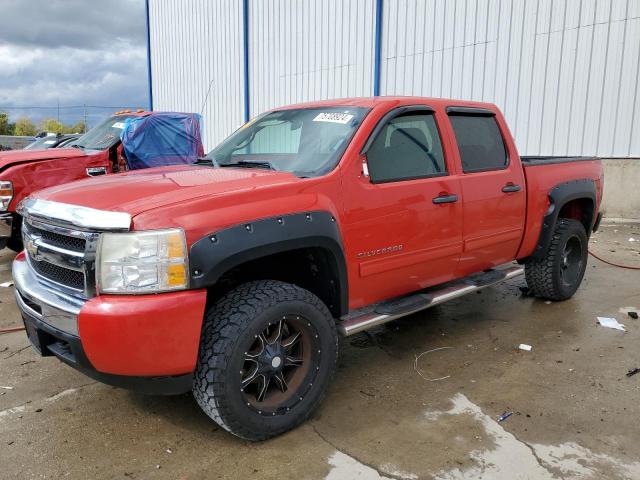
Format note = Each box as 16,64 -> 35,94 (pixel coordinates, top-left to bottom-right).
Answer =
27,224 -> 86,251
30,259 -> 85,290
22,219 -> 99,298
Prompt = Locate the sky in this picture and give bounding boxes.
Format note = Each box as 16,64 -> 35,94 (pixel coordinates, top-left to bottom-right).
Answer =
0,0 -> 148,128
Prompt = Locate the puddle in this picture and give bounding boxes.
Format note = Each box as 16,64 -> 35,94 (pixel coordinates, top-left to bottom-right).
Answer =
326,451 -> 392,479
428,393 -> 640,479
325,451 -> 418,480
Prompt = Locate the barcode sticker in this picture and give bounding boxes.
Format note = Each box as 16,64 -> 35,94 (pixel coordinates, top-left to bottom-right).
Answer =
112,122 -> 125,129
313,112 -> 354,124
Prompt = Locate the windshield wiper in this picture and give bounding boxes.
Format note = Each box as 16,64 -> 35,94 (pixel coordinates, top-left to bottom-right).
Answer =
194,156 -> 219,167
220,160 -> 276,171
70,144 -> 84,149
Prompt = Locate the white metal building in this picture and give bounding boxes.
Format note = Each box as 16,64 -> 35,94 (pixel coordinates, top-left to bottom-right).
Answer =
146,0 -> 640,157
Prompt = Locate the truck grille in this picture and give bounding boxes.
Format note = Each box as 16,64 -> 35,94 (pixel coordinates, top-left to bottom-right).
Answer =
27,224 -> 86,251
22,219 -> 98,297
30,259 -> 85,290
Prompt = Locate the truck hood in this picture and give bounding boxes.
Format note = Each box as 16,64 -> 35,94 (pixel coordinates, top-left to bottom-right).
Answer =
31,164 -> 302,217
0,148 -> 86,172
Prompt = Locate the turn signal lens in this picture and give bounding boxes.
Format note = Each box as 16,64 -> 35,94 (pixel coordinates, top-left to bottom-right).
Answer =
0,181 -> 13,211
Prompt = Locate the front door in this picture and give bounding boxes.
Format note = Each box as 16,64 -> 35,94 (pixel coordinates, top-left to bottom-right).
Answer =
343,107 -> 463,309
446,109 -> 526,276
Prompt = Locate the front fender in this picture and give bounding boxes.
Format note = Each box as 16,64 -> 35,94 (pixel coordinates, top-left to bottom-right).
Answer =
188,211 -> 348,315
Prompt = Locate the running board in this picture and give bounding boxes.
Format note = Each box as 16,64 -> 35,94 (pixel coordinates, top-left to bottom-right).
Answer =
337,265 -> 524,336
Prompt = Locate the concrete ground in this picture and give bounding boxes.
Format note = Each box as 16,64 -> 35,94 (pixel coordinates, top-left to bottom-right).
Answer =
1,222 -> 639,480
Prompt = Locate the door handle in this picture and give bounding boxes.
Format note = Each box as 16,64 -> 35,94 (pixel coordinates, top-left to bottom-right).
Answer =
502,183 -> 521,193
86,166 -> 107,177
432,194 -> 458,204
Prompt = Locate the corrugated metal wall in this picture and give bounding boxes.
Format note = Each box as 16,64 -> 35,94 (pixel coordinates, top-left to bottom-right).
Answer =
147,0 -> 244,150
149,0 -> 640,156
248,0 -> 376,115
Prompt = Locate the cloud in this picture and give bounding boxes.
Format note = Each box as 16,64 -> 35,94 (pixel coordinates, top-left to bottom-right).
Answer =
0,0 -> 147,127
0,0 -> 145,50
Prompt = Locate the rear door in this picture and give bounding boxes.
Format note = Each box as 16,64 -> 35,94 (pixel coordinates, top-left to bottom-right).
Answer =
343,107 -> 463,307
446,107 -> 526,275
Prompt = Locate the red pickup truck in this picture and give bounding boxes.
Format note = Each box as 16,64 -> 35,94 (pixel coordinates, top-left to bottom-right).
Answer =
0,111 -> 203,251
13,97 -> 603,440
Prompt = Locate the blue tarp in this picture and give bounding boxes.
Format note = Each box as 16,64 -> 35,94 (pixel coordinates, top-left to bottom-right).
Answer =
120,112 -> 204,170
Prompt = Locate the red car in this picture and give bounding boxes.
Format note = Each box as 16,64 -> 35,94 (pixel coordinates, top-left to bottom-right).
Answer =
13,97 -> 603,440
0,111 -> 203,251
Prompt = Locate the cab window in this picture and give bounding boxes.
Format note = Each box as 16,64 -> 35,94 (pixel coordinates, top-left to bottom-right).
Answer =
366,112 -> 446,183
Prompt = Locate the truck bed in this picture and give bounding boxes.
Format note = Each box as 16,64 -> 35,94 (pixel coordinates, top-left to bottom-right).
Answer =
521,156 -> 598,166
517,156 -> 603,259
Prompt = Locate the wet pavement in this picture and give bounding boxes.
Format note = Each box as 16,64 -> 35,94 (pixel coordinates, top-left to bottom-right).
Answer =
1,222 -> 639,479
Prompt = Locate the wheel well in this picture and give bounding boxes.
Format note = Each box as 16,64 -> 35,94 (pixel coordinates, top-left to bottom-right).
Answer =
206,247 -> 344,318
557,198 -> 595,235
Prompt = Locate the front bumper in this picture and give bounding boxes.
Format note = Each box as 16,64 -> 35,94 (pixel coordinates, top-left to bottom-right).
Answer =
13,253 -> 207,395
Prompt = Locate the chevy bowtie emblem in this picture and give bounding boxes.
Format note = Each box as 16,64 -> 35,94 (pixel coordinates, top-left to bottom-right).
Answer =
25,236 -> 41,261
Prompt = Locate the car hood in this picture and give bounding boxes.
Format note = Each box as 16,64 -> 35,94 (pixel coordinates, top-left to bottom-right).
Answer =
31,164 -> 302,217
0,148 -> 86,172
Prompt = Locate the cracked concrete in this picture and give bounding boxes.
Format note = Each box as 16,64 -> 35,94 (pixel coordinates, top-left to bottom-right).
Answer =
1,221 -> 639,479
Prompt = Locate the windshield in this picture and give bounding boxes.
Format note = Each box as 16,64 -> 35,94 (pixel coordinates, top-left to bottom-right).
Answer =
71,115 -> 135,150
205,107 -> 369,177
24,136 -> 58,150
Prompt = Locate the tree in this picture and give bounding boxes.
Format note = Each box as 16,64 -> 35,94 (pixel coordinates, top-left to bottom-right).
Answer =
67,121 -> 87,134
39,118 -> 66,134
14,117 -> 37,136
0,112 -> 13,135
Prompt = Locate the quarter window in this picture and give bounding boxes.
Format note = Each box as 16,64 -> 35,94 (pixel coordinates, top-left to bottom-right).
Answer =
448,114 -> 507,172
366,113 -> 446,183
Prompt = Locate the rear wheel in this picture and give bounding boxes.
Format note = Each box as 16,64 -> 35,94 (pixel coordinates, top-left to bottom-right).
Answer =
193,280 -> 338,441
525,218 -> 588,300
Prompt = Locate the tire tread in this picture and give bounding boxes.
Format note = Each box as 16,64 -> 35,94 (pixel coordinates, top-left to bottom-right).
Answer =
192,280 -> 337,441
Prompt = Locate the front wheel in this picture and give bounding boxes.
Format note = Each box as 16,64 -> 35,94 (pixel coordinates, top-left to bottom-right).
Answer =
193,280 -> 338,441
525,218 -> 588,301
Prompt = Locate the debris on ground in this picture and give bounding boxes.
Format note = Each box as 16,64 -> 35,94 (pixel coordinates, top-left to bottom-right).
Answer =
597,317 -> 626,331
497,411 -> 513,422
628,311 -> 639,320
414,346 -> 453,382
0,385 -> 14,390
518,344 -> 532,351
0,281 -> 13,287
626,368 -> 640,377
629,237 -> 637,243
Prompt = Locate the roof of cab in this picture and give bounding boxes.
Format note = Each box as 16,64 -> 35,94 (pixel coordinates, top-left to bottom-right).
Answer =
274,96 -> 498,112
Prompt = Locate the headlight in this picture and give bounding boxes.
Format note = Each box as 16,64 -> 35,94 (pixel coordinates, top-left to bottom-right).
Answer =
0,181 -> 13,211
97,228 -> 189,294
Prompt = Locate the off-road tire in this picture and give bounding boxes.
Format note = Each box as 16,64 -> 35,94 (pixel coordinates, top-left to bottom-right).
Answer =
193,280 -> 338,441
525,218 -> 588,301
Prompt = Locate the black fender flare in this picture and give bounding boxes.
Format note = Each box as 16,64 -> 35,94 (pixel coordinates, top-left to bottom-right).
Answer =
188,211 -> 348,316
531,179 -> 597,260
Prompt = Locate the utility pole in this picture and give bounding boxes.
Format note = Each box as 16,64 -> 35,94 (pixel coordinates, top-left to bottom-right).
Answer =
57,98 -> 60,122
83,104 -> 87,132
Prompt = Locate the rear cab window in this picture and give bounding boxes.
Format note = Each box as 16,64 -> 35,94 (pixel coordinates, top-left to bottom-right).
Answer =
447,110 -> 508,173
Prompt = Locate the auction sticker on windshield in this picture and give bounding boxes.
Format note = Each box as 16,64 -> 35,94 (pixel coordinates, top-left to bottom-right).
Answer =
112,122 -> 126,129
313,112 -> 354,124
